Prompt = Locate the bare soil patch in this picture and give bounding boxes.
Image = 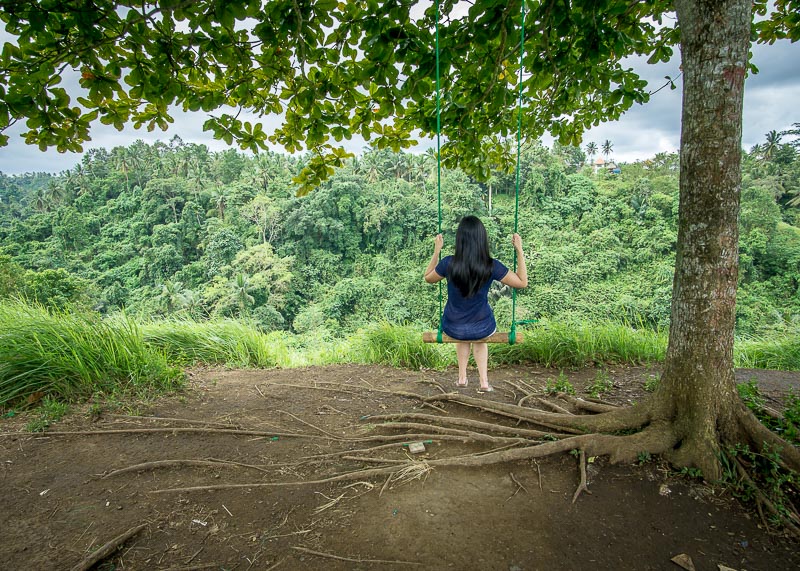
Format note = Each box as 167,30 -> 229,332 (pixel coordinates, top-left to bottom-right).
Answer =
1,364 -> 798,571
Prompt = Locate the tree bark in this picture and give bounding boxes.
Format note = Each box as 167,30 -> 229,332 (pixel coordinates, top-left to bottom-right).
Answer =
658,0 -> 751,478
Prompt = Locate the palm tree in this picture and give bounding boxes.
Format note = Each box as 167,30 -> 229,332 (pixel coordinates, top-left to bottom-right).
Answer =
158,280 -> 186,314
111,148 -> 132,193
230,273 -> 255,314
44,180 -> 65,208
33,188 -> 47,212
180,289 -> 204,318
67,165 -> 92,198
209,186 -> 227,221
601,139 -> 614,159
585,142 -> 598,164
761,130 -> 782,161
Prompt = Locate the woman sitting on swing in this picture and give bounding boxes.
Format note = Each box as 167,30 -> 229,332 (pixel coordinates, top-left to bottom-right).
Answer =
424,215 -> 528,391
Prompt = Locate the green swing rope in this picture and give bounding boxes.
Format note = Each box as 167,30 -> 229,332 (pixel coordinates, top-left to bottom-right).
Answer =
434,1 -> 526,345
435,0 -> 443,344
509,3 -> 526,345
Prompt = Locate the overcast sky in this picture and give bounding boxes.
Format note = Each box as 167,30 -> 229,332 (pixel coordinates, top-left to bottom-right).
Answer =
0,33 -> 797,175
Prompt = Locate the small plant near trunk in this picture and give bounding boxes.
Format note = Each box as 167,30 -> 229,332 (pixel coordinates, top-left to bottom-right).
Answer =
589,369 -> 614,398
545,371 -> 575,395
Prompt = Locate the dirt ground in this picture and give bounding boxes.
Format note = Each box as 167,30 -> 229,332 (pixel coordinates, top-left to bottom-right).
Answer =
1,364 -> 799,571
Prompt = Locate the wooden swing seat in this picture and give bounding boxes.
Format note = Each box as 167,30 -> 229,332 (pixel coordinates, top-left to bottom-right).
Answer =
422,331 -> 523,344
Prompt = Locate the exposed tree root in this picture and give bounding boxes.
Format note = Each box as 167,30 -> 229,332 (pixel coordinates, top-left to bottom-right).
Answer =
70,523 -> 147,571
277,409 -> 340,438
571,450 -> 591,503
372,421 -> 529,445
13,428 -> 315,438
584,396 -> 621,408
557,393 -> 619,414
342,456 -> 409,465
425,392 -> 652,433
102,458 -> 269,479
736,405 -> 800,473
363,413 -> 565,439
534,398 -> 573,415
266,382 -> 426,402
105,414 -> 238,428
152,423 -> 677,494
291,546 -> 421,566
734,456 -> 800,540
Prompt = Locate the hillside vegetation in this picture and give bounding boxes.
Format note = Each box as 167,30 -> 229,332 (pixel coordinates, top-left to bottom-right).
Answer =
0,137 -> 798,403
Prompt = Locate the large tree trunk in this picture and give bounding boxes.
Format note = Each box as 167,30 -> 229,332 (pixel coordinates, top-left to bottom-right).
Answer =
656,0 -> 751,478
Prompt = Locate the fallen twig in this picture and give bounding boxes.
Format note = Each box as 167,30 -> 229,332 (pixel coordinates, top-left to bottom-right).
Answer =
506,471 -> 528,502
70,524 -> 147,571
102,459 -> 269,478
291,546 -> 421,565
510,471 -> 528,494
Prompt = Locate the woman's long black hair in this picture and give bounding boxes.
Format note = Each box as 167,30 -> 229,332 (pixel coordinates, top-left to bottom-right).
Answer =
450,215 -> 493,298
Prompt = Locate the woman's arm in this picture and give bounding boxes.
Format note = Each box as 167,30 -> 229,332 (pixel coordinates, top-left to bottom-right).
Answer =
500,233 -> 528,288
424,234 -> 444,283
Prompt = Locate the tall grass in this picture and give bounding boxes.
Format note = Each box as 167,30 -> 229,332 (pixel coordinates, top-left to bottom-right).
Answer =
141,319 -> 293,368
348,322 -> 451,369
0,301 -> 183,407
735,334 -> 800,371
490,319 -> 668,367
3,298 -> 796,411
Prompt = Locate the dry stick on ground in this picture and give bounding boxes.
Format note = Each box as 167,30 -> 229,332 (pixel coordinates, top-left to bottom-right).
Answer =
506,471 -> 529,502
102,459 -> 270,479
70,524 -> 147,571
571,450 -> 591,503
291,546 -> 421,566
364,412 -> 565,439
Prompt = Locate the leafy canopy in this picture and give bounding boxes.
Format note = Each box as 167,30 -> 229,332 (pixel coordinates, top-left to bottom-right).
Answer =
0,0 -> 793,193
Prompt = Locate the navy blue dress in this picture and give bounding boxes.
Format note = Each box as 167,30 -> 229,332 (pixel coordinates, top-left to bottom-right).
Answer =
435,256 -> 509,340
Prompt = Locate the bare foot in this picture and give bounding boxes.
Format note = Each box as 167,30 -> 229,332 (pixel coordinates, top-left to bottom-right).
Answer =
456,379 -> 468,387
